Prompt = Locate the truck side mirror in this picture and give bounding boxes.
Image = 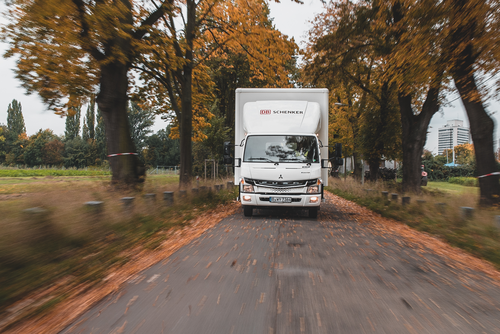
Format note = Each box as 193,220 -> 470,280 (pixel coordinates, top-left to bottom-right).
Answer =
223,141 -> 232,165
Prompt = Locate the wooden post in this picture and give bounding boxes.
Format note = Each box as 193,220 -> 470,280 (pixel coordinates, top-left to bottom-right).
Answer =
163,191 -> 174,206
121,197 -> 135,213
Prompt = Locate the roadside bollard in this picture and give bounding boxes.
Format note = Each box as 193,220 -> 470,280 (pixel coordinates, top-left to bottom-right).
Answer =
227,181 -> 234,189
85,201 -> 104,228
381,191 -> 389,199
85,201 -> 104,214
144,193 -> 156,203
163,191 -> 174,206
391,193 -> 398,201
23,207 -> 52,242
435,202 -> 447,214
402,197 -> 410,206
417,199 -> 426,206
23,207 -> 48,216
214,185 -> 220,192
192,188 -> 199,194
121,197 -> 135,213
364,189 -> 374,196
461,207 -> 474,221
200,186 -> 207,193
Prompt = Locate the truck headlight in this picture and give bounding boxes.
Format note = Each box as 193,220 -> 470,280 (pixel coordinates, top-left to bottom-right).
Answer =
242,184 -> 254,193
307,185 -> 320,193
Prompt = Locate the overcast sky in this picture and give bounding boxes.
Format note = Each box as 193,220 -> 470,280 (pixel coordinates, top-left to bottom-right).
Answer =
0,1 -> 498,154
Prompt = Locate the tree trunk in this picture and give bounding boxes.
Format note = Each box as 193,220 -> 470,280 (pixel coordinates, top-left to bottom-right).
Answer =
368,159 -> 379,181
178,0 -> 196,189
399,88 -> 439,193
97,62 -> 142,185
179,68 -> 193,189
453,62 -> 500,206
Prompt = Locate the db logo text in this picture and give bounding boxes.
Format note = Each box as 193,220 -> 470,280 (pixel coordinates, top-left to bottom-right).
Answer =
260,109 -> 271,115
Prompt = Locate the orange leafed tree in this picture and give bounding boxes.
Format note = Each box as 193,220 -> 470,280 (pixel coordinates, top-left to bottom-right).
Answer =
383,0 -> 500,204
303,1 -> 402,181
133,0 -> 298,187
2,0 -> 176,185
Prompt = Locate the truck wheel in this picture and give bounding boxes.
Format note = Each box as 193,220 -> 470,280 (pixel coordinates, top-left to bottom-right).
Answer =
309,207 -> 318,219
243,206 -> 253,217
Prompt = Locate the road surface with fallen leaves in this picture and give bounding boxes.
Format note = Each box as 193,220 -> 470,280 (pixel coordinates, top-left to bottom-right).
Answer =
61,192 -> 500,334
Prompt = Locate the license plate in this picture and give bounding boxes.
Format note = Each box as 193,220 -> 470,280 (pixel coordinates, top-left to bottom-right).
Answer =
270,197 -> 292,203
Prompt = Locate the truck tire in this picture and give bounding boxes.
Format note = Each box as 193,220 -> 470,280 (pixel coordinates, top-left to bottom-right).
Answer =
243,206 -> 253,217
309,207 -> 318,219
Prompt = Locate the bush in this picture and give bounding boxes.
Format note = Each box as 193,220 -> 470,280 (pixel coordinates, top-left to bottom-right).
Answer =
448,177 -> 478,187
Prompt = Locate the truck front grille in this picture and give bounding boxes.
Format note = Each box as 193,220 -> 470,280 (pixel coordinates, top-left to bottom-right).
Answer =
245,178 -> 317,188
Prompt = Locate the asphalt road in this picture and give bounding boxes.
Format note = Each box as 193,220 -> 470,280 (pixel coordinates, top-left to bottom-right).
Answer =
62,196 -> 500,334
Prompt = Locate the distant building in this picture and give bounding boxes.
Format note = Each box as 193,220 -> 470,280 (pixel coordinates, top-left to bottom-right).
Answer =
438,119 -> 470,154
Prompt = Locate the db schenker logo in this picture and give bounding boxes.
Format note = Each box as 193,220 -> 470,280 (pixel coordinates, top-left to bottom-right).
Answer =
260,109 -> 271,115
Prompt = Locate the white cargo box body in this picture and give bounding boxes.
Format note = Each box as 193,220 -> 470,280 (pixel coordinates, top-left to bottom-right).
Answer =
235,88 -> 329,217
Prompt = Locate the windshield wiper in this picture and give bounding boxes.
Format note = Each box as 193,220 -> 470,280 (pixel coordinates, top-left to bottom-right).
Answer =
247,157 -> 276,163
280,157 -> 306,162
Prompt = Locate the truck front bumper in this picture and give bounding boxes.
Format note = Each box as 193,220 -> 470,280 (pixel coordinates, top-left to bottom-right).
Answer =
239,193 -> 321,207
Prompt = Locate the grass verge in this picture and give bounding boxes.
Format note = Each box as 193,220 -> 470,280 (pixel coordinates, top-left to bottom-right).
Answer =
326,178 -> 500,269
0,169 -> 111,177
0,175 -> 237,331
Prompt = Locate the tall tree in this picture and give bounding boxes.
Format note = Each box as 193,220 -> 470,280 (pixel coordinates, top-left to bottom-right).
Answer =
6,99 -> 26,142
3,0 -> 174,185
444,0 -> 500,205
0,125 -> 7,164
303,1 -> 402,181
64,104 -> 81,141
380,0 -> 499,201
82,96 -> 96,142
134,0 -> 298,188
387,1 -> 445,193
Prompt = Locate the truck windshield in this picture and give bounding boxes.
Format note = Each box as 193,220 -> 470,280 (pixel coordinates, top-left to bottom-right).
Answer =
243,135 -> 319,163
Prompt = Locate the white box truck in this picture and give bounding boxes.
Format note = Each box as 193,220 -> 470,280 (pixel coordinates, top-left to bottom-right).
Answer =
228,88 -> 335,218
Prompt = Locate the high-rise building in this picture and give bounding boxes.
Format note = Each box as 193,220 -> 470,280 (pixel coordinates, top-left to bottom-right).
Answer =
437,119 -> 470,155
